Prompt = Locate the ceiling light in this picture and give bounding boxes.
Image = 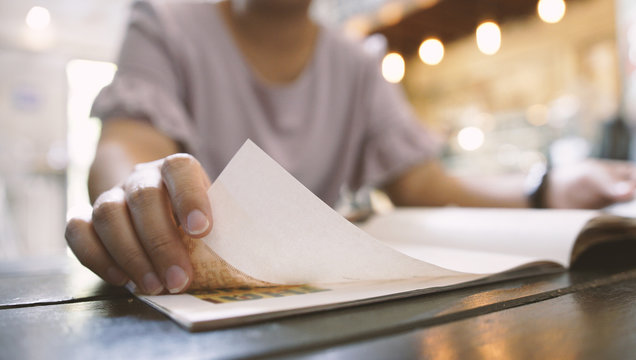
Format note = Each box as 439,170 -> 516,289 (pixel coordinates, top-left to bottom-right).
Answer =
418,38 -> 445,65
457,127 -> 485,151
382,52 -> 405,83
476,21 -> 501,55
25,6 -> 51,30
537,0 -> 566,24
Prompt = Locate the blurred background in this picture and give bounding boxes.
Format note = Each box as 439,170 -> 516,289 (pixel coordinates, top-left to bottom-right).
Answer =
0,0 -> 635,261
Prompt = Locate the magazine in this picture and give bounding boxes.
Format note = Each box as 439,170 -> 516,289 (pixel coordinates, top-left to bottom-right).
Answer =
135,140 -> 636,331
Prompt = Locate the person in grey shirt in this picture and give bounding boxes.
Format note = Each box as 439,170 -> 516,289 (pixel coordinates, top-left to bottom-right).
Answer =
66,0 -> 636,295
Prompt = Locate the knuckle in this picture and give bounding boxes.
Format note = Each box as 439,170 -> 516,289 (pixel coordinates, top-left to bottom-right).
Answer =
118,248 -> 147,271
74,244 -> 101,269
144,232 -> 176,259
65,218 -> 88,245
92,198 -> 126,225
133,158 -> 164,173
133,163 -> 146,172
132,162 -> 149,173
161,153 -> 198,176
64,230 -> 101,270
125,185 -> 163,210
172,185 -> 197,210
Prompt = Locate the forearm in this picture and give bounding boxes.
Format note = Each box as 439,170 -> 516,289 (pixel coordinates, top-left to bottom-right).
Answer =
88,118 -> 180,203
384,161 -> 529,208
88,142 -> 137,203
446,173 -> 528,208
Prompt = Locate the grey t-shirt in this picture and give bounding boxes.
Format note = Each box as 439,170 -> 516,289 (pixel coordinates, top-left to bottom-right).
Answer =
92,0 -> 440,206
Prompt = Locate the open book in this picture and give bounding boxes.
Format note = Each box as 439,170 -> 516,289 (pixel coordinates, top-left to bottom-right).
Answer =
135,140 -> 636,331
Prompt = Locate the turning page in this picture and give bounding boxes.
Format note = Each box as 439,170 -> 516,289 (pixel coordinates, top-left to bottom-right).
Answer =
199,140 -> 464,284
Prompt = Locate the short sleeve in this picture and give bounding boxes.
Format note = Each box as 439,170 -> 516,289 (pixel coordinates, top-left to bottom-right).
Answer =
91,1 -> 196,149
355,57 -> 441,188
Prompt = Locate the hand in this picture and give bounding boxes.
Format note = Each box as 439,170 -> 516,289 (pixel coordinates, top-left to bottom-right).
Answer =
65,154 -> 212,294
546,159 -> 636,209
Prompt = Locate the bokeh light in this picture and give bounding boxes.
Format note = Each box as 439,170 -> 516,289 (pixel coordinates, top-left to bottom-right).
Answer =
476,21 -> 501,55
525,104 -> 549,126
537,0 -> 566,24
25,6 -> 51,30
377,1 -> 405,27
382,52 -> 405,83
418,38 -> 445,65
457,126 -> 485,151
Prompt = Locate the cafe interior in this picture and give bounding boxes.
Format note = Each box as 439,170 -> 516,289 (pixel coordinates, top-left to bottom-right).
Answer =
0,0 -> 635,261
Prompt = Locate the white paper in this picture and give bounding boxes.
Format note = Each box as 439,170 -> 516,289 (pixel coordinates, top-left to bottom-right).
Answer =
604,199 -> 636,218
201,140 -> 465,284
361,208 -> 598,273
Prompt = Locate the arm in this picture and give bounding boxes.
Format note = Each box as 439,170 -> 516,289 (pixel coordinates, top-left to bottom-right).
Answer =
384,160 -> 528,208
384,159 -> 636,209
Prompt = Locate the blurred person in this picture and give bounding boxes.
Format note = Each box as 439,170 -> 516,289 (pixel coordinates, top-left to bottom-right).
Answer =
66,0 -> 636,295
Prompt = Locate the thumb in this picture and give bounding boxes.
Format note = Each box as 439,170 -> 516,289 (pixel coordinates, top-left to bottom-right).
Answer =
160,154 -> 213,238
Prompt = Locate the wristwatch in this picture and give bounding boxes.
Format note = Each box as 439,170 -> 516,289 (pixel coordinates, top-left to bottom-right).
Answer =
525,163 -> 549,208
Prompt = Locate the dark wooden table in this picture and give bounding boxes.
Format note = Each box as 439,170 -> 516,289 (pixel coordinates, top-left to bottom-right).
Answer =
2,256 -> 636,360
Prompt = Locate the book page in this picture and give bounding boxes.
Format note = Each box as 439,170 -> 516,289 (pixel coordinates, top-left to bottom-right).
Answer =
604,199 -> 636,218
361,208 -> 599,273
198,140 -> 466,285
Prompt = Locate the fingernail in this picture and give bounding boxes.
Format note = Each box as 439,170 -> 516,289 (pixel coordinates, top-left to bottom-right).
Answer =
166,265 -> 189,294
107,266 -> 128,286
187,209 -> 209,235
142,272 -> 164,295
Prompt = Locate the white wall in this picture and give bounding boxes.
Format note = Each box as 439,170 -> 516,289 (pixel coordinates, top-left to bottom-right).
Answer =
0,50 -> 68,258
0,0 -> 131,259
